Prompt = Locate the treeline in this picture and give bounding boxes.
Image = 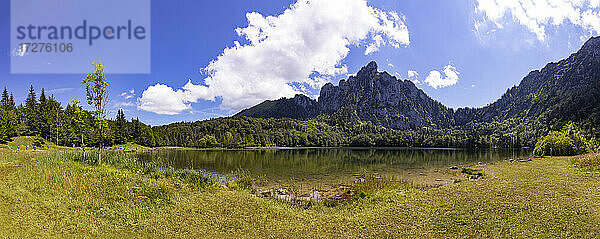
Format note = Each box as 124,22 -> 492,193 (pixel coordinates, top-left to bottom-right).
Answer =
151,115 -> 557,149
1,86 -> 596,149
0,86 -> 156,147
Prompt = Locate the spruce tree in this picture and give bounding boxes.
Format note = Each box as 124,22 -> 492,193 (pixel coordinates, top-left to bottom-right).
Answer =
8,93 -> 15,109
25,85 -> 38,135
1,88 -> 9,110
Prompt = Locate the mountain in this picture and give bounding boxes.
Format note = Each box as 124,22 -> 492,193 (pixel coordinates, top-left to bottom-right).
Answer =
456,36 -> 600,128
236,61 -> 455,129
236,37 -> 600,131
235,94 -> 320,120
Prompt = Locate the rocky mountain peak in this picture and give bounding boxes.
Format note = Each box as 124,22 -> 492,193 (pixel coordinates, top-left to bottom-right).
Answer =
357,61 -> 378,77
581,36 -> 600,50
237,61 -> 455,129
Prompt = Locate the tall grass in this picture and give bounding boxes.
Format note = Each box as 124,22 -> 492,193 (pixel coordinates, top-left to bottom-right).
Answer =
572,153 -> 600,171
38,150 -> 217,190
323,170 -> 415,207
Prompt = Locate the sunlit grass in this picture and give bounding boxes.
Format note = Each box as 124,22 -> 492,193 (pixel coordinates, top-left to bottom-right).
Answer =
1,151 -> 600,237
572,153 -> 600,171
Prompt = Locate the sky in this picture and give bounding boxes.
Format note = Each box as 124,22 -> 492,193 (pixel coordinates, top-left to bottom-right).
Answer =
1,0 -> 599,125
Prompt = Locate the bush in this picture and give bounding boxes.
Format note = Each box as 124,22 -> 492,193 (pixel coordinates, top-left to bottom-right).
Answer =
461,167 -> 483,179
32,135 -> 45,147
572,154 -> 600,171
227,169 -> 253,191
533,122 -> 592,156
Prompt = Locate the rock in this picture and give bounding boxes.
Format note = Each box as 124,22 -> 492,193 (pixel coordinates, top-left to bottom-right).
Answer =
298,191 -> 322,203
273,193 -> 292,202
256,189 -> 272,198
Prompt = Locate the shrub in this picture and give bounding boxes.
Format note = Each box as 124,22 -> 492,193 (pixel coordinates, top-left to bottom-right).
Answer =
572,154 -> 600,171
461,167 -> 483,179
32,135 -> 45,147
227,169 -> 253,191
533,122 -> 592,156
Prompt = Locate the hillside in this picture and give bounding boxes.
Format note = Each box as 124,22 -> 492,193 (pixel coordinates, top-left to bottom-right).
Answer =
456,37 -> 600,129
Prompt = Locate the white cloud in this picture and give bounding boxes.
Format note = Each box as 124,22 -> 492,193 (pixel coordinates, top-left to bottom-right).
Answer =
139,0 -> 410,114
138,83 -> 191,115
475,0 -> 600,41
407,70 -> 419,84
48,87 -> 75,94
114,102 -> 135,107
425,64 -> 460,89
120,89 -> 135,99
365,34 -> 385,55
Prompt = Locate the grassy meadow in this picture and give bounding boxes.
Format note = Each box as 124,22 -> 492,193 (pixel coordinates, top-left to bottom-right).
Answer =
1,145 -> 600,238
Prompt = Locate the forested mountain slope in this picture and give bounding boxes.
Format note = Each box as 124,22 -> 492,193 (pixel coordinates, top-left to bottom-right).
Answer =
455,36 -> 600,131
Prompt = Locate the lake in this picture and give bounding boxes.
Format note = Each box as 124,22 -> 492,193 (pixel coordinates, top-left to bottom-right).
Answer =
139,148 -> 531,192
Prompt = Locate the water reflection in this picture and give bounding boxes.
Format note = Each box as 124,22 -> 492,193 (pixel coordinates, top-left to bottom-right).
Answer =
139,148 -> 530,183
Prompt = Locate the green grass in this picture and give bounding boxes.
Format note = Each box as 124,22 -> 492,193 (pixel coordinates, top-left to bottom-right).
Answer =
1,150 -> 599,237
572,154 -> 600,171
111,142 -> 152,151
5,136 -> 62,150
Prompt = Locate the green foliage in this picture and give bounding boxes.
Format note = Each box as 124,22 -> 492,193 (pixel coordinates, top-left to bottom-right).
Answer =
324,170 -> 412,207
32,135 -> 44,147
168,169 -> 215,189
82,61 -> 109,120
461,167 -> 483,179
533,122 -> 592,156
227,169 -> 253,191
83,61 -> 110,151
0,110 -> 14,143
572,154 -> 600,171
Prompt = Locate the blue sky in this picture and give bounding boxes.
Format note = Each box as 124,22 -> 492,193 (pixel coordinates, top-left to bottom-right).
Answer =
1,0 -> 599,125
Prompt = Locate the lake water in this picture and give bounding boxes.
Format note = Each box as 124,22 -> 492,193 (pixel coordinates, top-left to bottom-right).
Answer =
139,148 -> 531,191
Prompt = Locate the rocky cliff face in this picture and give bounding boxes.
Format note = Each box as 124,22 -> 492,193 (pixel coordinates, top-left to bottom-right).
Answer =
316,61 -> 454,128
236,61 -> 455,129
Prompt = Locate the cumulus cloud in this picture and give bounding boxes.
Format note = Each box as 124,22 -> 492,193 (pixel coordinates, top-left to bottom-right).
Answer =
407,70 -> 419,84
138,84 -> 191,115
475,0 -> 600,41
139,0 -> 410,114
424,65 -> 459,89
